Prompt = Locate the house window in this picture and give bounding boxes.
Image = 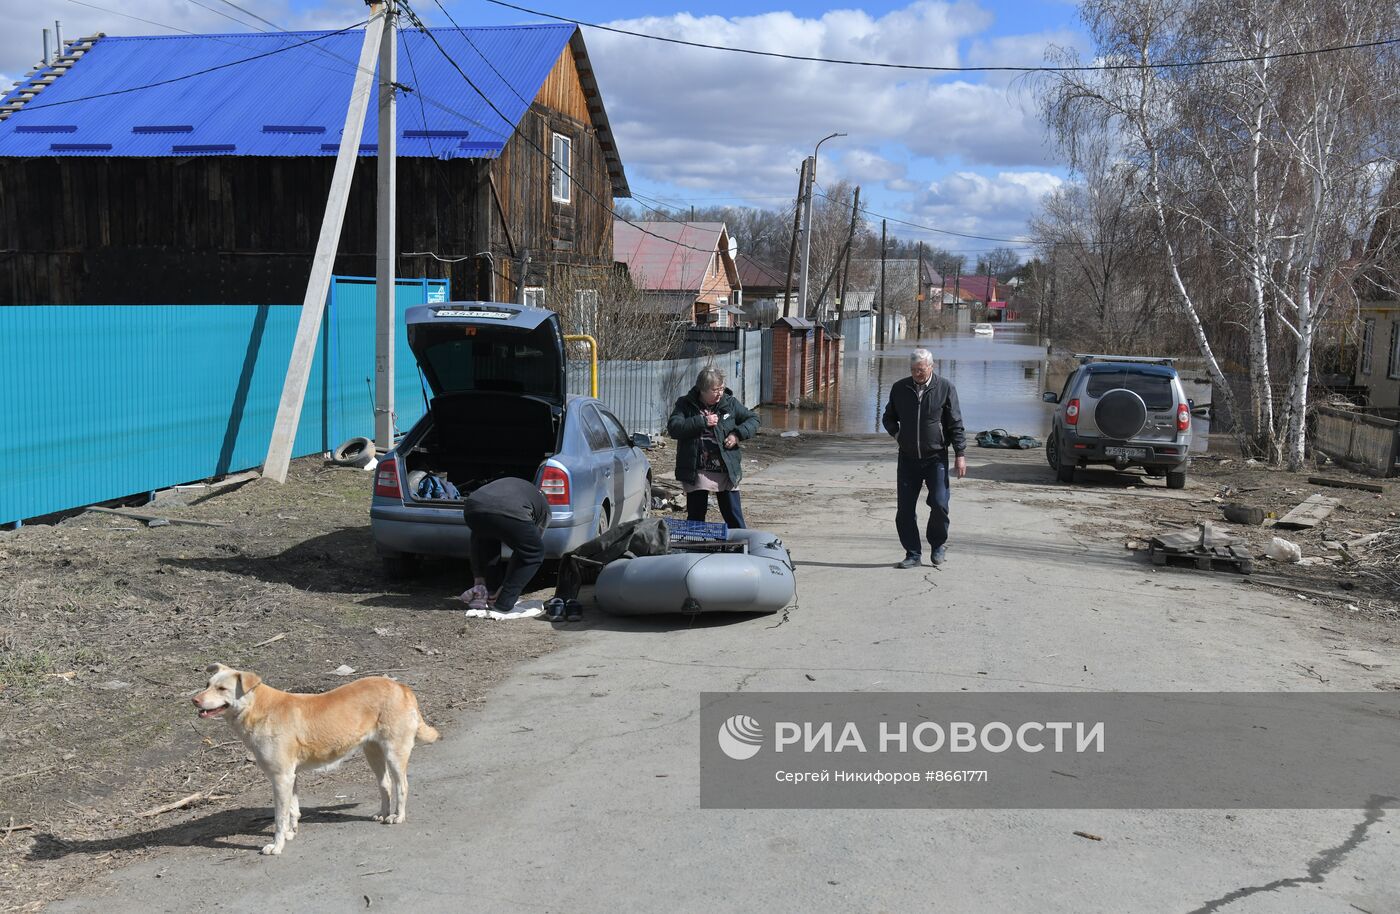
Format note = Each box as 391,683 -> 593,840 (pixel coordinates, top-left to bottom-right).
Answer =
1389,321 -> 1400,380
573,289 -> 598,338
523,286 -> 545,309
1361,319 -> 1375,375
551,133 -> 571,204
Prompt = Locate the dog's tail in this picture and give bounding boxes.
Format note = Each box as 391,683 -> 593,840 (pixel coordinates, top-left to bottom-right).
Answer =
409,689 -> 440,744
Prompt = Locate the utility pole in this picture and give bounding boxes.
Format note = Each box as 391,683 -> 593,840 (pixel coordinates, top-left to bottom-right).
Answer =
916,241 -> 924,340
264,4 -> 387,483
836,186 -> 859,321
781,160 -> 806,319
878,219 -> 887,346
795,154 -> 815,319
373,0 -> 398,451
810,185 -> 860,321
797,131 -> 845,320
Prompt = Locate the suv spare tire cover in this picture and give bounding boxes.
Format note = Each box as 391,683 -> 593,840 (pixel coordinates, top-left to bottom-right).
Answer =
1095,389 -> 1148,439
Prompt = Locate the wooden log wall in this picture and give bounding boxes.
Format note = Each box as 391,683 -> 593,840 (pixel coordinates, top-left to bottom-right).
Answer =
0,42 -> 620,307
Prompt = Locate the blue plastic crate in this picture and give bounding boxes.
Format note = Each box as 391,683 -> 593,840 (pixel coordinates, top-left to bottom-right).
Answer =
663,518 -> 729,543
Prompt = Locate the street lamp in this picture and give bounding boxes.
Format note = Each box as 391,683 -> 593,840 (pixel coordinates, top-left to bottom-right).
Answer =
797,131 -> 846,319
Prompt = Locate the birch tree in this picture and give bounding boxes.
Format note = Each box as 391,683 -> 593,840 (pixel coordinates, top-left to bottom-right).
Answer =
1042,0 -> 1399,466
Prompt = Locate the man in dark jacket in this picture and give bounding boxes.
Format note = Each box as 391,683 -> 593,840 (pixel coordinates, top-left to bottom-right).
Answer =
881,348 -> 967,567
460,476 -> 550,614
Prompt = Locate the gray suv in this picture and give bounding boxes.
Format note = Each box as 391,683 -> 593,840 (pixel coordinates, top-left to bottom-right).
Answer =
1042,355 -> 1193,488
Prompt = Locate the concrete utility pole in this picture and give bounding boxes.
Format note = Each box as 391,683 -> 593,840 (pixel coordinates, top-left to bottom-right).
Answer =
916,241 -> 924,340
878,218 -> 887,346
796,132 -> 845,320
837,186 -> 859,319
264,4 -> 388,483
781,159 -> 807,319
373,0 -> 398,451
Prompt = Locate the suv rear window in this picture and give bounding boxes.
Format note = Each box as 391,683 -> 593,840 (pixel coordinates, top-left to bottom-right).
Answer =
1085,370 -> 1174,410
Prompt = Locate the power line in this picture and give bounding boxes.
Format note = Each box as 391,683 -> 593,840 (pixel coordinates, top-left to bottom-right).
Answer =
811,187 -> 1035,245
399,0 -> 722,259
484,0 -> 1400,73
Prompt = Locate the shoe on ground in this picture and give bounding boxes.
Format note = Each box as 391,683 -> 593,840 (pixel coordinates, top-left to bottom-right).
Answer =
544,597 -> 567,621
894,554 -> 921,569
931,547 -> 947,566
564,599 -> 584,622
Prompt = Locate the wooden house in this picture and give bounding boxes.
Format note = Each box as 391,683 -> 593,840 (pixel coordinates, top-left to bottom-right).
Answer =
0,24 -> 628,305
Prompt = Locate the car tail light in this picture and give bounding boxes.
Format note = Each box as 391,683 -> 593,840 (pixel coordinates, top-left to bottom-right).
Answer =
540,466 -> 570,506
1065,398 -> 1080,426
1176,403 -> 1190,431
374,458 -> 401,499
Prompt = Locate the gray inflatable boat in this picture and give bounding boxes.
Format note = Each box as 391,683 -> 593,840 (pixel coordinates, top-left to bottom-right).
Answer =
593,528 -> 795,615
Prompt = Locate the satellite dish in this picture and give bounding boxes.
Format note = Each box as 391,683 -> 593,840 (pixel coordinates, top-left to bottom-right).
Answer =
728,237 -> 738,259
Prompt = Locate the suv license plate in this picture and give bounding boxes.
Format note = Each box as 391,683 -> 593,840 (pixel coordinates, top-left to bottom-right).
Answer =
1105,446 -> 1147,458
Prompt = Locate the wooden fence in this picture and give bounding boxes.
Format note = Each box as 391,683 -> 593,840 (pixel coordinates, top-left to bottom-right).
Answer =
1313,407 -> 1400,477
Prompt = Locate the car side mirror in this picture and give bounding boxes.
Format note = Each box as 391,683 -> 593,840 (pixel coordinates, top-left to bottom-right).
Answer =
1042,391 -> 1059,403
631,433 -> 653,449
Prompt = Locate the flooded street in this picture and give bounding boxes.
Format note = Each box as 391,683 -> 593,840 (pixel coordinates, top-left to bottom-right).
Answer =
761,323 -> 1056,438
759,322 -> 1212,451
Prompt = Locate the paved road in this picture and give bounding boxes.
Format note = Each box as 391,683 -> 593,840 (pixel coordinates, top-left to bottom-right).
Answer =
52,438 -> 1400,913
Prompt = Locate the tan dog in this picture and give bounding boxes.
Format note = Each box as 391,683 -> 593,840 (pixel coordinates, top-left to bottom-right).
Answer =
193,663 -> 439,855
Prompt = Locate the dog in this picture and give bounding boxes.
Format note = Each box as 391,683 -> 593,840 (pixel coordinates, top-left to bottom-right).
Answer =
192,663 -> 440,855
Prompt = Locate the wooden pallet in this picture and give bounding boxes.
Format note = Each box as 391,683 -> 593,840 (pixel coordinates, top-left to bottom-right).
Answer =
1148,522 -> 1253,574
1148,543 -> 1253,574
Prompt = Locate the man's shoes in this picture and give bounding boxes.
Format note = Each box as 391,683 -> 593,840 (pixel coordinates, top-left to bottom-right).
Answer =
930,547 -> 947,566
545,598 -> 567,621
564,599 -> 584,622
895,554 -> 921,569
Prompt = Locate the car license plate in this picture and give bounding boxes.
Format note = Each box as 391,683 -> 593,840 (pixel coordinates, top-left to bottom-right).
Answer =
1105,446 -> 1147,458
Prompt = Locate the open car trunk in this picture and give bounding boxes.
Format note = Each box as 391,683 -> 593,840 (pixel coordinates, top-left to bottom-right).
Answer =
400,392 -> 562,502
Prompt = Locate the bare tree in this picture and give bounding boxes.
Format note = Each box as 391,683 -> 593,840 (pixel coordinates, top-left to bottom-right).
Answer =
1042,0 -> 1400,466
978,247 -> 1023,278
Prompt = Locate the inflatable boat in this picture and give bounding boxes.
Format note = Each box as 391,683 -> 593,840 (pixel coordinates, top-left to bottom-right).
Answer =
593,528 -> 795,615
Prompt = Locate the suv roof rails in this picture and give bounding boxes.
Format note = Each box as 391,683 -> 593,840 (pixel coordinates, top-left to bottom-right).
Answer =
1074,353 -> 1178,366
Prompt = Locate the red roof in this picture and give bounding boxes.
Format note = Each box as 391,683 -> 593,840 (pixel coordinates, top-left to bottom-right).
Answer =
945,274 -> 999,302
614,221 -> 730,293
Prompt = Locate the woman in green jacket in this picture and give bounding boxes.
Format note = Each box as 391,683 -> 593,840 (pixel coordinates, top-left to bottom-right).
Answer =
666,367 -> 760,528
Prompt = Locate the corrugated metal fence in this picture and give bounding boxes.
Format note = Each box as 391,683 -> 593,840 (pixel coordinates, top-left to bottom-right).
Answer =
1,276 -> 447,525
566,329 -> 763,436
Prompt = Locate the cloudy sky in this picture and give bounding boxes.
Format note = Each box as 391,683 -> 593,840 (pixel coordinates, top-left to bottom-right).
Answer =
3,0 -> 1086,259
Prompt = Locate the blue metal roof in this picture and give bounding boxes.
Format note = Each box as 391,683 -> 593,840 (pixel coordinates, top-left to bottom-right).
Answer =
0,25 -> 574,161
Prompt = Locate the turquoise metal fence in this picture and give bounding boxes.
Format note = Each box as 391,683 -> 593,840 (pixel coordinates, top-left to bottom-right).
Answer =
0,276 -> 448,525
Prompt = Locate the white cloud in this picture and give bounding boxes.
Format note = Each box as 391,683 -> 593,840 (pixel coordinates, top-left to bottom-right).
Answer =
905,170 -> 1063,242
583,2 -> 1073,239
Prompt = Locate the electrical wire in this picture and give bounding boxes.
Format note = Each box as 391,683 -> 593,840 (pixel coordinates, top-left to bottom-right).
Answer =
484,0 -> 1400,74
399,0 -> 722,258
15,20 -> 371,112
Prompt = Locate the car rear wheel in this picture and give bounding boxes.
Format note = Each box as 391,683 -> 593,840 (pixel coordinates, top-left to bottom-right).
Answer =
1047,435 -> 1075,484
596,503 -> 611,538
1166,468 -> 1187,490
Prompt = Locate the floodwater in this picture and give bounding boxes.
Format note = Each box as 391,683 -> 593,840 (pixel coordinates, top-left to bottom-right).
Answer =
758,323 -> 1212,451
760,323 -> 1056,438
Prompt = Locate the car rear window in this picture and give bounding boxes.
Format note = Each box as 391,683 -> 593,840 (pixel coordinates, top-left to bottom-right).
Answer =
420,326 -> 561,398
1085,370 -> 1174,409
